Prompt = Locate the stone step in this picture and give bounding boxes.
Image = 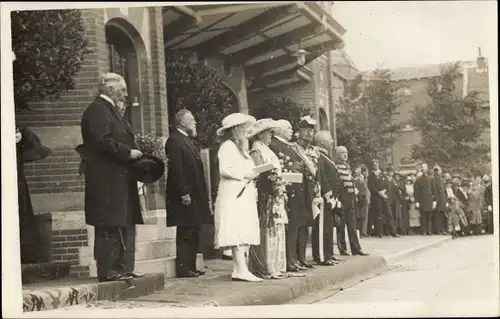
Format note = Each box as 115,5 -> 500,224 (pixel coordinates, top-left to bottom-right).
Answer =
23,273 -> 165,312
80,239 -> 176,263
85,225 -> 176,243
85,254 -> 204,279
21,262 -> 71,285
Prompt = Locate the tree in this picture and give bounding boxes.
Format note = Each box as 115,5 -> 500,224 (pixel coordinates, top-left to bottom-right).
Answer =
411,62 -> 490,174
165,52 -> 238,149
11,10 -> 92,110
337,70 -> 402,168
250,96 -> 310,132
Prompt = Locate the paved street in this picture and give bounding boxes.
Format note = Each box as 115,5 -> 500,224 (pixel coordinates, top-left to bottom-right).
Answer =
308,235 -> 499,317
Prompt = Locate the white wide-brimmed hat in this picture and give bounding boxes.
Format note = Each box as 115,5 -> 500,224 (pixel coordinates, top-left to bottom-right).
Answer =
216,113 -> 256,136
247,118 -> 281,139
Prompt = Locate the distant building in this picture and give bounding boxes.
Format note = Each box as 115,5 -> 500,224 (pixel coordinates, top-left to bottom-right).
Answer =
375,51 -> 491,170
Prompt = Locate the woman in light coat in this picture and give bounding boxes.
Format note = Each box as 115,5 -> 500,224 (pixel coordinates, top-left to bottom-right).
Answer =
247,119 -> 289,279
467,179 -> 484,235
214,113 -> 262,282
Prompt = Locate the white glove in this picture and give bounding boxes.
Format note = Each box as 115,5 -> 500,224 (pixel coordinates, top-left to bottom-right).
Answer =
488,205 -> 492,212
446,202 -> 449,208
432,201 -> 437,209
337,200 -> 342,208
354,188 -> 359,196
415,202 -> 420,209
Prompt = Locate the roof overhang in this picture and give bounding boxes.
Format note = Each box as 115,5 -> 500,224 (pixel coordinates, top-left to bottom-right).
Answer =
162,2 -> 345,90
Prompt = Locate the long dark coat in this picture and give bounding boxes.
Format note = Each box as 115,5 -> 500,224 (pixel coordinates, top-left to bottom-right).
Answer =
431,175 -> 447,211
368,170 -> 386,216
16,126 -> 51,263
269,137 -> 314,225
80,96 -> 143,227
414,174 -> 434,212
165,130 -> 212,227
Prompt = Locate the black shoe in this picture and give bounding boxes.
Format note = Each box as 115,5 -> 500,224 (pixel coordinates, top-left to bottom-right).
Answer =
177,270 -> 199,278
294,262 -> 308,270
195,269 -> 206,276
392,233 -> 400,238
287,264 -> 300,272
330,256 -> 344,262
299,261 -> 315,268
221,255 -> 233,260
98,273 -> 133,282
340,251 -> 350,256
124,272 -> 144,278
353,251 -> 369,256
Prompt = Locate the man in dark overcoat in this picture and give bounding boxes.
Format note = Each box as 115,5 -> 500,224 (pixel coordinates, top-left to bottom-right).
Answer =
431,165 -> 448,235
269,119 -> 310,272
368,160 -> 398,237
165,109 -> 212,278
81,73 -> 144,282
414,163 -> 434,235
312,131 -> 343,265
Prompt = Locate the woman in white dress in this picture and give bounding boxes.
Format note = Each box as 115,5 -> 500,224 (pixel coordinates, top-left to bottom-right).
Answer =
214,113 -> 263,282
246,119 -> 289,279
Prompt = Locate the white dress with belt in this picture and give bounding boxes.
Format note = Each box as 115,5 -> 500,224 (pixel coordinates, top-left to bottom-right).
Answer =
214,139 -> 260,248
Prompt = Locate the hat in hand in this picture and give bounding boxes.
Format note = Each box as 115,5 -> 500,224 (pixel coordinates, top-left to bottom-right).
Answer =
129,154 -> 165,184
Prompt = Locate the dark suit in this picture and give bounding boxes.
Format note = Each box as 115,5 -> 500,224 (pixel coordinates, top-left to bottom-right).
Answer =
414,174 -> 434,235
81,96 -> 143,279
312,149 -> 342,262
431,174 -> 448,234
269,136 -> 311,267
165,130 -> 212,275
368,171 -> 396,237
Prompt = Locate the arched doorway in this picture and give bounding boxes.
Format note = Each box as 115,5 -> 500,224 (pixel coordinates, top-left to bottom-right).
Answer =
319,107 -> 329,130
105,21 -> 142,133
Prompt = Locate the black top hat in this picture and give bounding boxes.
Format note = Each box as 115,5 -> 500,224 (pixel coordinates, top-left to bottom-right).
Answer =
129,154 -> 165,184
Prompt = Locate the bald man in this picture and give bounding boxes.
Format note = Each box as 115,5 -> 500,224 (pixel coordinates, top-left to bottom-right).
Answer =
334,146 -> 368,256
81,73 -> 144,282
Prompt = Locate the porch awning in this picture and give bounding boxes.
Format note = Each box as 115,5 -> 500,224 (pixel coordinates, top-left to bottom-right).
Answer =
163,2 -> 345,91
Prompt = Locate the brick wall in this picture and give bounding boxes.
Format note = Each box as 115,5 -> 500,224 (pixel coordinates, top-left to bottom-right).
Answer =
15,9 -> 108,196
51,229 -> 90,277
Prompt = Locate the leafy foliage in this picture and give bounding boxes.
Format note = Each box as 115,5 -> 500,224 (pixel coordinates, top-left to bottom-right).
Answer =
337,70 -> 402,168
410,62 -> 490,174
11,9 -> 92,110
250,96 -> 310,132
135,133 -> 168,165
165,52 -> 238,149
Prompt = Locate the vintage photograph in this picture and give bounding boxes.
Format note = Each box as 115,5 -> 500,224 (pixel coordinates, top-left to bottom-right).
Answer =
1,1 -> 498,317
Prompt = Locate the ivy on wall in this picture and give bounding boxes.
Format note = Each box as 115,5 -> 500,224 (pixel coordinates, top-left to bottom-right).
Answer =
165,52 -> 238,149
11,10 -> 92,110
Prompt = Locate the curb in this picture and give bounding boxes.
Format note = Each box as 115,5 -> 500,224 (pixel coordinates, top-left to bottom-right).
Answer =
23,273 -> 165,312
208,256 -> 388,306
384,236 -> 452,265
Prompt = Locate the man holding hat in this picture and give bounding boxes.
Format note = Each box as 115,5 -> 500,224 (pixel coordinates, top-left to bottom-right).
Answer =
80,72 -> 144,282
335,146 -> 369,255
165,109 -> 212,278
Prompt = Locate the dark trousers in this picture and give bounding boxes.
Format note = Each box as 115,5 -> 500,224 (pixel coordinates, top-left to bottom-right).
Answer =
356,201 -> 368,235
94,225 -> 136,279
374,200 -> 397,237
432,210 -> 446,234
312,211 -> 334,262
337,204 -> 362,254
176,226 -> 200,275
420,210 -> 432,234
368,197 -> 383,236
286,220 -> 308,265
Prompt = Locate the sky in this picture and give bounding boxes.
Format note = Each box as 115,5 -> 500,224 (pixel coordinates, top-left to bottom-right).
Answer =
332,1 -> 497,71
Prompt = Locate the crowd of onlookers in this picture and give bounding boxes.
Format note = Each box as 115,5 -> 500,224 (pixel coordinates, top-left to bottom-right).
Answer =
352,162 -> 494,239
